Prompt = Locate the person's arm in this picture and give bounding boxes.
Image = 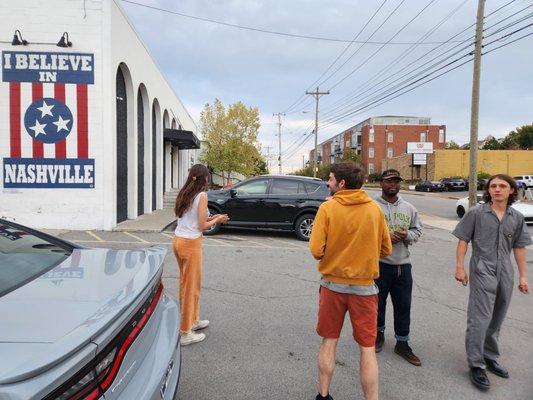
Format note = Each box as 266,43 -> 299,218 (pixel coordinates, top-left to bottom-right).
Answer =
513,247 -> 529,294
309,206 -> 327,260
380,217 -> 393,257
455,240 -> 469,286
404,209 -> 422,245
512,217 -> 532,294
197,193 -> 227,230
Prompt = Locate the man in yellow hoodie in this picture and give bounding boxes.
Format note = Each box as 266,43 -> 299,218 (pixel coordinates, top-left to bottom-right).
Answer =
310,162 -> 392,400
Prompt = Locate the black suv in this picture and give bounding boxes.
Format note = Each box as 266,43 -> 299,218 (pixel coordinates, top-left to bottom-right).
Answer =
205,175 -> 329,240
440,177 -> 467,191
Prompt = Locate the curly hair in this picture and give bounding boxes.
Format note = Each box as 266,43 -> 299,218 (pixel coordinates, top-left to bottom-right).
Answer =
174,164 -> 210,217
482,174 -> 518,206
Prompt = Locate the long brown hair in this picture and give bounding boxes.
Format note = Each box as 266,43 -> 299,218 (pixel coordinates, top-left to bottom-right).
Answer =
483,174 -> 518,206
174,164 -> 210,217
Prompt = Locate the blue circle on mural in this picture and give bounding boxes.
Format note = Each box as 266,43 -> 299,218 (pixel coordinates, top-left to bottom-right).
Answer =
24,97 -> 73,144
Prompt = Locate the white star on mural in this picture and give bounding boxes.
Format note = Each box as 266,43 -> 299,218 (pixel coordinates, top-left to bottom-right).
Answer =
30,120 -> 47,137
37,100 -> 54,118
53,115 -> 70,132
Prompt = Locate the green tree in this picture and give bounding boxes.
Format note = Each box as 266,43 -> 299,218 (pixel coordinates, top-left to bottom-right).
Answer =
445,140 -> 461,149
199,99 -> 263,185
252,156 -> 268,175
482,137 -> 502,150
501,124 -> 533,150
340,148 -> 362,164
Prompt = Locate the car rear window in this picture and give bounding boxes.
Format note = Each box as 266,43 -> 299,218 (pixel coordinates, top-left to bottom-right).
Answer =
271,179 -> 306,195
0,222 -> 72,297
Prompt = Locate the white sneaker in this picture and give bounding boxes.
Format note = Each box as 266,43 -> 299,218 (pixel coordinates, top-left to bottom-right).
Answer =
180,331 -> 206,346
192,319 -> 210,331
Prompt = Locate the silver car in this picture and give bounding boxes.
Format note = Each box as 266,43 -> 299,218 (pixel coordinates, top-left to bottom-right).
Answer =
0,219 -> 181,400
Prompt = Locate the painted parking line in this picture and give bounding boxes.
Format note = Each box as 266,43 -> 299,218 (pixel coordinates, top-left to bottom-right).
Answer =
264,237 -> 308,250
161,232 -> 174,239
123,231 -> 149,243
204,237 -> 233,246
85,230 -> 104,242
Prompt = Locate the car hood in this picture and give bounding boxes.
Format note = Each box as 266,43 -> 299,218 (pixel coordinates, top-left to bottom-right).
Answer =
0,246 -> 166,384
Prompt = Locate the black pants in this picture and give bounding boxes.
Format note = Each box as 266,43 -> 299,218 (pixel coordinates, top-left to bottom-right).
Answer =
375,262 -> 413,341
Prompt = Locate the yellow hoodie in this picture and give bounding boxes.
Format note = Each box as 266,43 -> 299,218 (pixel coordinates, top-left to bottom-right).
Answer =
309,189 -> 392,285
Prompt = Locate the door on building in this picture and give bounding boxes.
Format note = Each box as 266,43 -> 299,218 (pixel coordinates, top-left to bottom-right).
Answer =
137,90 -> 144,216
116,68 -> 128,223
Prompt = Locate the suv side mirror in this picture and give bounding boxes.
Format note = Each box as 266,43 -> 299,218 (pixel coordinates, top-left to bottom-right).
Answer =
230,189 -> 237,198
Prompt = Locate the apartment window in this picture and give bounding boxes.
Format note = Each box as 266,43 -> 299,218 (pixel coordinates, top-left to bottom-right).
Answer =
368,163 -> 374,173
387,132 -> 393,143
420,132 -> 427,142
369,147 -> 374,158
439,129 -> 445,143
387,147 -> 393,158
369,132 -> 375,143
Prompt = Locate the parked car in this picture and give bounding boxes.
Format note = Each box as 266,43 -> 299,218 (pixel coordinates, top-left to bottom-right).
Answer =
455,196 -> 533,223
414,180 -> 445,192
513,175 -> 533,188
205,175 -> 329,240
440,177 -> 467,191
0,219 -> 181,400
476,178 -> 489,191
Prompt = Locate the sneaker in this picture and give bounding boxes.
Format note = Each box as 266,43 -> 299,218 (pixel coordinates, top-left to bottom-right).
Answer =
315,394 -> 333,400
375,331 -> 384,353
192,319 -> 210,331
394,341 -> 421,366
180,331 -> 206,346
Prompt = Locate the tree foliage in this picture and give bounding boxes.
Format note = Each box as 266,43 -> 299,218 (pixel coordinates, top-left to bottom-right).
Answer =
199,99 -> 264,185
340,148 -> 362,164
445,140 -> 461,149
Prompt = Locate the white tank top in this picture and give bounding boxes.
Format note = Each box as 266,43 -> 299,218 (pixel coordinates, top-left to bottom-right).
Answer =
174,192 -> 206,239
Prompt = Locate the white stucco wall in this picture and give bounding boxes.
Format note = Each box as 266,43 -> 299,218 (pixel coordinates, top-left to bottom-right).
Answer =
0,0 -> 198,230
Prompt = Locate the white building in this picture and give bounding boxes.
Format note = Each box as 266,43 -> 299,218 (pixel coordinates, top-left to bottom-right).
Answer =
0,0 -> 200,230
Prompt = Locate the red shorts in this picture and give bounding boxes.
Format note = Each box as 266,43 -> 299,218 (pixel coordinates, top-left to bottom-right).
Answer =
317,286 -> 377,347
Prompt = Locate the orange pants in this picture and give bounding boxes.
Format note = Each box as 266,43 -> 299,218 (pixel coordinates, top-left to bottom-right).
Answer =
173,236 -> 203,333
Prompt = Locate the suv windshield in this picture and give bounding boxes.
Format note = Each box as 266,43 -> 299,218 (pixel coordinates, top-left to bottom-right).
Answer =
0,221 -> 73,297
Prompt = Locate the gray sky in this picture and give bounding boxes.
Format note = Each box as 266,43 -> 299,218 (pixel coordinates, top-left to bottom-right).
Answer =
121,0 -> 533,173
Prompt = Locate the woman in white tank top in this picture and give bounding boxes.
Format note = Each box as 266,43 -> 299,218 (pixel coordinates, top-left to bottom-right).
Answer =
172,164 -> 228,345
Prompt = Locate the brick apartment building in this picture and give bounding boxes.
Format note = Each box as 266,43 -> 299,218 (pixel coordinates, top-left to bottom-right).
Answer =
309,116 -> 446,174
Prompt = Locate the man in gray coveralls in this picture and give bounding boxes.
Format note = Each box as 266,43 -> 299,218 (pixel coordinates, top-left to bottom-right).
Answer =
452,174 -> 531,390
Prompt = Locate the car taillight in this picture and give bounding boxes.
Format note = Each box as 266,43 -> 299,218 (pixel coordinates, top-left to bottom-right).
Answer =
44,279 -> 164,400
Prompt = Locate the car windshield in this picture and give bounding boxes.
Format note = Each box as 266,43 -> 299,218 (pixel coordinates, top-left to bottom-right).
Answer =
0,221 -> 73,297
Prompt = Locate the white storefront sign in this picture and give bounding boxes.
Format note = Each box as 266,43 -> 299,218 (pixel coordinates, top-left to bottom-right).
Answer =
407,142 -> 433,154
413,153 -> 427,165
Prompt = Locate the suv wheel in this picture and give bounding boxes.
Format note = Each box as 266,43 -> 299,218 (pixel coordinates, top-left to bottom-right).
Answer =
203,206 -> 222,235
456,205 -> 465,218
295,213 -> 315,241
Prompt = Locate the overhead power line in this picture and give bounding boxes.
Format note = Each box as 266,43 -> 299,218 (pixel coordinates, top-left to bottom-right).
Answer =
320,4 -> 533,119
121,0 -> 470,45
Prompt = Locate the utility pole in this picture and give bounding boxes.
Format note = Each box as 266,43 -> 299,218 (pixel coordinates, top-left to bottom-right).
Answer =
273,113 -> 285,174
468,0 -> 485,207
306,87 -> 329,177
302,155 -> 305,169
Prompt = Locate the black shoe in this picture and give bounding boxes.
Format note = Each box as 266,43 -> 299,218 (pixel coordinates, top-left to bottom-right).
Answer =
484,358 -> 509,378
470,367 -> 490,390
375,331 -> 384,353
315,394 -> 333,400
394,341 -> 421,366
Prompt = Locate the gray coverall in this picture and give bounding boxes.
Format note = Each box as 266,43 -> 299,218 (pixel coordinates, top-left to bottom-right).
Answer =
452,202 -> 532,369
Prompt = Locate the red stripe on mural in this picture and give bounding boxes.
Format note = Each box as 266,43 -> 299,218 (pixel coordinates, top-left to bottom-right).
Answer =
9,82 -> 21,158
77,84 -> 88,159
54,83 -> 67,158
32,83 -> 44,158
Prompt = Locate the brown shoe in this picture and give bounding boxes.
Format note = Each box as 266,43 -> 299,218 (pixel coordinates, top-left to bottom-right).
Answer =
394,341 -> 421,366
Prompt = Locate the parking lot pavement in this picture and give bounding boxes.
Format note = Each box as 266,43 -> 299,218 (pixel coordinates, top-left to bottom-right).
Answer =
51,227 -> 533,400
